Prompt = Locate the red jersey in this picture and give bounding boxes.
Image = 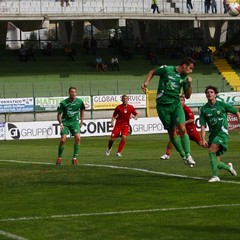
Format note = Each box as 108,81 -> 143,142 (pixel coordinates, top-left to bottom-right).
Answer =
113,104 -> 137,126
183,104 -> 197,131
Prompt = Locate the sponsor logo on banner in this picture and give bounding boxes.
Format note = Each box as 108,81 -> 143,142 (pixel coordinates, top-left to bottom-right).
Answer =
5,118 -> 164,140
0,98 -> 34,113
185,92 -> 240,107
92,94 -> 146,110
228,113 -> 240,130
4,115 -> 239,141
35,96 -> 91,111
0,122 -> 5,140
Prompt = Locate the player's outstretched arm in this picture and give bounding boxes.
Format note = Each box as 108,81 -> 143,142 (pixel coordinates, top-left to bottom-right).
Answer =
141,69 -> 155,93
185,76 -> 192,99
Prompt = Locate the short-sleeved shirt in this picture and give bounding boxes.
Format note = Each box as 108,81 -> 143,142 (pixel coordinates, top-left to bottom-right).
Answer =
57,97 -> 85,123
154,65 -> 190,105
113,104 -> 137,126
200,100 -> 238,140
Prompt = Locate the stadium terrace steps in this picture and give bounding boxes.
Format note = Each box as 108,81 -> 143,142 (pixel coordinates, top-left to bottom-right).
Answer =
214,58 -> 240,91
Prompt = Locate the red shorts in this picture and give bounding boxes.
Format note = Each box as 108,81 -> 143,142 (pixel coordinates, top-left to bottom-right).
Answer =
111,124 -> 129,138
187,128 -> 201,144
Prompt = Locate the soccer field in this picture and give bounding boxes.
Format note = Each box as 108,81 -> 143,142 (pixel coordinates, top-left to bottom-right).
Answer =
0,132 -> 240,240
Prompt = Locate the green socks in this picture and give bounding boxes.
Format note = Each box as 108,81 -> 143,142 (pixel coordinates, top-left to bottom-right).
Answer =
58,144 -> 80,158
172,136 -> 185,158
171,135 -> 191,158
209,152 -> 231,176
73,144 -> 80,158
58,145 -> 64,158
180,134 -> 191,157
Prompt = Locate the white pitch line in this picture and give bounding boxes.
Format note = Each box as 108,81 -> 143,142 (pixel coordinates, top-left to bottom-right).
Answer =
0,159 -> 240,223
0,230 -> 28,240
82,163 -> 207,180
0,159 -> 54,165
82,163 -> 240,184
0,204 -> 240,223
0,159 -> 240,184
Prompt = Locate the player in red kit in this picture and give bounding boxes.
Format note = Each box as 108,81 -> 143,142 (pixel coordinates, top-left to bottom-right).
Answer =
106,95 -> 138,156
161,95 -> 202,160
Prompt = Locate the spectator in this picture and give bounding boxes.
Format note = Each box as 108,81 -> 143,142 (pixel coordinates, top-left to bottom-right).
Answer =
19,44 -> 36,62
218,46 -> 227,59
204,0 -> 211,13
61,0 -> 70,7
151,0 -> 160,13
111,56 -> 120,71
223,0 -> 229,13
96,56 -> 107,72
201,48 -> 213,64
211,0 -> 217,13
43,42 -> 52,56
19,44 -> 28,62
186,0 -> 193,13
27,45 -> 36,62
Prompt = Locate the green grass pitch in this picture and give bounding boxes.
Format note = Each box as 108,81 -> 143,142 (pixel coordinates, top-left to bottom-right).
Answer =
0,132 -> 240,240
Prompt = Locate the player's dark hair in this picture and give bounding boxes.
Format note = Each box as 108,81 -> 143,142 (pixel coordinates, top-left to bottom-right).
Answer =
122,94 -> 128,99
69,86 -> 77,92
180,57 -> 196,67
179,94 -> 185,100
205,85 -> 219,95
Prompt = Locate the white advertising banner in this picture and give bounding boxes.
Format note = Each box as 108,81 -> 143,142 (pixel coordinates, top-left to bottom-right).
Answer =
0,98 -> 34,113
3,116 -> 206,140
92,94 -> 146,109
185,92 -> 240,107
4,117 -> 165,140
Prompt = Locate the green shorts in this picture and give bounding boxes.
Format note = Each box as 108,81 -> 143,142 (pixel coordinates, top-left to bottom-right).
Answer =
209,132 -> 229,156
61,121 -> 81,136
156,99 -> 185,130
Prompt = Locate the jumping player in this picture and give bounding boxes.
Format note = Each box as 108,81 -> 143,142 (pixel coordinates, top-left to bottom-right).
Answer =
161,95 -> 202,160
141,57 -> 196,166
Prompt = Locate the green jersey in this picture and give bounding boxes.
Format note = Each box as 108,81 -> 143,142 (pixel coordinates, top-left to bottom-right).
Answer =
154,65 -> 190,105
57,97 -> 85,123
200,100 -> 238,138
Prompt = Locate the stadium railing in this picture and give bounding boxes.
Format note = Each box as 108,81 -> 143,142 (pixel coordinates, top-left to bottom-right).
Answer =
0,0 -> 232,15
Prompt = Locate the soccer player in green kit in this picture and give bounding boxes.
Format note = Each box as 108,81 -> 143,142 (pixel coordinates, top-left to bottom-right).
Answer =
200,85 -> 240,182
141,57 -> 196,166
56,87 -> 85,165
